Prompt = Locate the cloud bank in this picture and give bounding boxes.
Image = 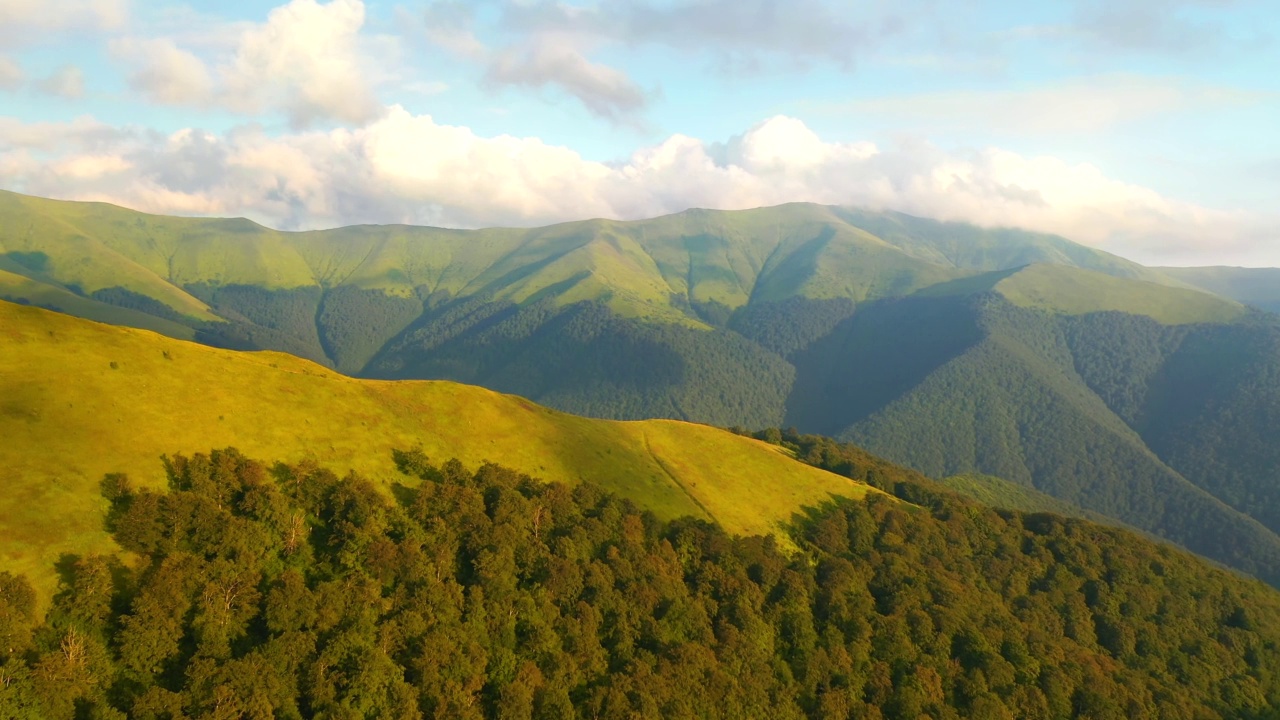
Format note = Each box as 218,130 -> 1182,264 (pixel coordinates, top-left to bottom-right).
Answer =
422,0 -> 916,122
1,110 -> 1269,265
111,0 -> 384,127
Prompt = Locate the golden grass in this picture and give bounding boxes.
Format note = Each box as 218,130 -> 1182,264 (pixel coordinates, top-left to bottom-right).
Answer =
627,420 -> 868,546
0,300 -> 867,602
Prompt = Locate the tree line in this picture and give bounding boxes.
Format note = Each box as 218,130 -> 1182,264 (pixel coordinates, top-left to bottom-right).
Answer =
3,446 -> 1280,718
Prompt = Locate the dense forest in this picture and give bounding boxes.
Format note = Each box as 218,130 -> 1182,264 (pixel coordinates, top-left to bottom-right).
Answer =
814,298 -> 1280,588
368,297 -> 797,428
4,448 -> 1280,718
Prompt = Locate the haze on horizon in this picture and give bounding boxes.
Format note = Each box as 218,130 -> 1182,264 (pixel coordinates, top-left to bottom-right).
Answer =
0,0 -> 1277,267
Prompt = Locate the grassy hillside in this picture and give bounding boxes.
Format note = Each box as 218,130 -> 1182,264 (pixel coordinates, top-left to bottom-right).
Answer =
0,300 -> 867,600
920,264 -> 1246,324
368,298 -> 798,429
0,268 -> 196,339
13,444 -> 1280,718
832,207 -> 1190,286
994,264 -> 1245,324
1160,266 -> 1280,314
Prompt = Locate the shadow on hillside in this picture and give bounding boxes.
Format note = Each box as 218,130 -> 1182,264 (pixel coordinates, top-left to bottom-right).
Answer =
784,295 -> 986,436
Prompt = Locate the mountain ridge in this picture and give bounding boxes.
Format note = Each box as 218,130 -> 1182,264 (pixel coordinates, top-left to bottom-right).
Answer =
0,190 -> 1224,346
7,190 -> 1280,589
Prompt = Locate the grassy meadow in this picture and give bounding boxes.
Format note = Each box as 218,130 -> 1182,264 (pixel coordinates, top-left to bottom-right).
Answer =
0,299 -> 867,603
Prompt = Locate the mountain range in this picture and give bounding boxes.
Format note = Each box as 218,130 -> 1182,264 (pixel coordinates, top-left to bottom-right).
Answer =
10,303 -> 1280,717
3,188 -> 1280,587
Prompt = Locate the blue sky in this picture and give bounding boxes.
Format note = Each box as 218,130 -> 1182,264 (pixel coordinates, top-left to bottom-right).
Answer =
0,0 -> 1277,265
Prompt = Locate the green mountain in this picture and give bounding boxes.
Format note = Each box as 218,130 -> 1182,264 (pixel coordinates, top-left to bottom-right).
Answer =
6,190 -> 1280,588
3,309 -> 1280,718
1160,266 -> 1280,315
9,246 -> 1280,716
921,263 -> 1245,324
791,291 -> 1280,579
0,188 -> 1191,374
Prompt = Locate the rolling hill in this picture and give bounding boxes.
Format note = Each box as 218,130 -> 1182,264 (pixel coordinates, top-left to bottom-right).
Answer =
6,190 -> 1280,588
0,299 -> 868,600
14,418 -> 1280,719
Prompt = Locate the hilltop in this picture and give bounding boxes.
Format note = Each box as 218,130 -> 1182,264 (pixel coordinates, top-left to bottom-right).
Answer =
0,300 -> 867,599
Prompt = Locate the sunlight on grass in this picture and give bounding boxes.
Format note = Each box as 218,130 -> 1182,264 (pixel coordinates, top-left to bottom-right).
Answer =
0,300 -> 866,603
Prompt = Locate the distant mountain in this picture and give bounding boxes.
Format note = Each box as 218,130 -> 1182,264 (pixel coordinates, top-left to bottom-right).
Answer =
1160,266 -> 1280,315
5,190 -> 1280,587
0,188 -> 1192,371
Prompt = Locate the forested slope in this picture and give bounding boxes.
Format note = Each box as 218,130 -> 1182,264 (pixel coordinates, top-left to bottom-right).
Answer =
4,448 -> 1280,718
800,295 -> 1280,585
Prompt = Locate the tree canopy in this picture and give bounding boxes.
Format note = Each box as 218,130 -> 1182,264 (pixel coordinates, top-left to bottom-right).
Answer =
3,448 -> 1280,718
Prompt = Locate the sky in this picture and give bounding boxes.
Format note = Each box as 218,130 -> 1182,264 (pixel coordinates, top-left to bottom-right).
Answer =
0,0 -> 1277,266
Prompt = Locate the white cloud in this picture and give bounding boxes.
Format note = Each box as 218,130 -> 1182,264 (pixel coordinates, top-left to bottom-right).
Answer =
0,115 -> 131,151
1069,0 -> 1245,55
110,0 -> 384,127
49,153 -> 132,179
0,0 -> 127,47
110,38 -> 213,105
0,110 -> 1273,266
36,65 -> 86,98
495,0 -> 898,67
0,54 -> 20,90
419,3 -> 651,123
219,0 -> 379,127
483,37 -> 651,122
424,0 -> 914,122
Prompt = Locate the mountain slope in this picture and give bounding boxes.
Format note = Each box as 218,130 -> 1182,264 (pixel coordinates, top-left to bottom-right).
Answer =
1159,266 -> 1280,314
0,190 -> 1197,371
787,293 -> 1280,584
1064,312 -> 1280,536
0,300 -> 868,599
8,191 -> 1280,588
0,267 -> 197,339
13,445 -> 1280,718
